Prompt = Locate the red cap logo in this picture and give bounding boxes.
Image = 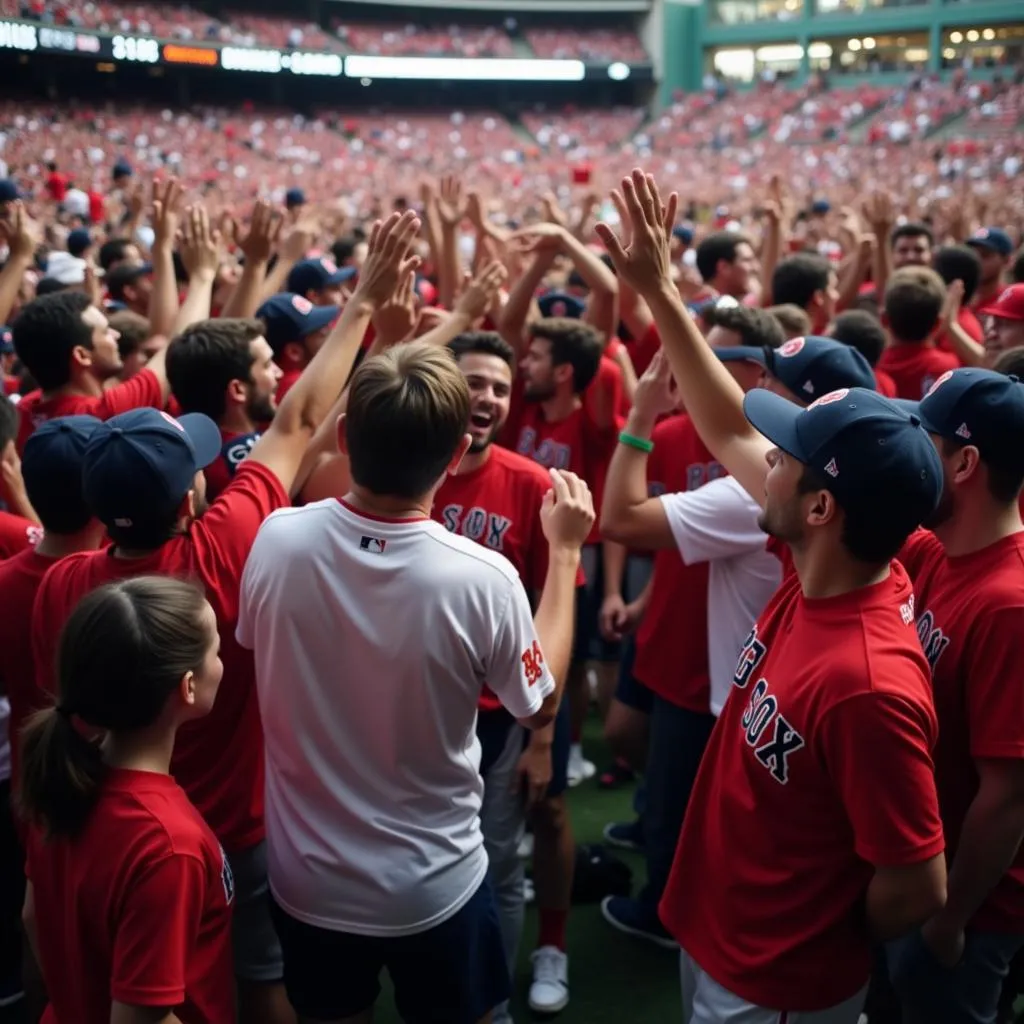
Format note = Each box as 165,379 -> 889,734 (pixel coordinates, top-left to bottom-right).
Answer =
925,370 -> 955,397
807,388 -> 849,409
291,295 -> 313,315
159,411 -> 186,432
778,338 -> 805,358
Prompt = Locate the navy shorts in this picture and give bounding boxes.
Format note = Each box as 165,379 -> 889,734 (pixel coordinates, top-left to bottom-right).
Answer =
271,877 -> 510,1023
614,636 -> 654,715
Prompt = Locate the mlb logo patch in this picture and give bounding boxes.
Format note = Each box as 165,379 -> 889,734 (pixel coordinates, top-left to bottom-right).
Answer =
778,338 -> 806,358
291,295 -> 314,315
360,536 -> 388,554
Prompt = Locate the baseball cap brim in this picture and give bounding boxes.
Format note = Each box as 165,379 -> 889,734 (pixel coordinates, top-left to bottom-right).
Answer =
977,300 -> 1024,322
326,267 -> 357,286
178,413 -> 222,470
742,388 -> 808,462
297,304 -> 340,338
716,346 -> 767,366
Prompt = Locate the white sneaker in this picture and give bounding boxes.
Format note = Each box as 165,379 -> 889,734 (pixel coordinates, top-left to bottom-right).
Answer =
517,833 -> 534,860
528,946 -> 569,1013
567,744 -> 596,787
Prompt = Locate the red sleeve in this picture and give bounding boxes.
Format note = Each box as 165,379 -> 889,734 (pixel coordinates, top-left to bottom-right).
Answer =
821,692 -> 945,866
0,512 -> 39,559
874,370 -> 898,398
111,854 -> 207,1007
895,528 -> 940,584
628,322 -> 661,378
189,461 -> 289,620
967,607 -> 1024,760
31,559 -> 74,695
95,368 -> 164,420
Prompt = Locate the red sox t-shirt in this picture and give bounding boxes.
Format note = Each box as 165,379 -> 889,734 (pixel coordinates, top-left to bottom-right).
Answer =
433,444 -> 583,712
899,528 -> 1024,932
876,344 -> 961,400
660,562 -> 944,1010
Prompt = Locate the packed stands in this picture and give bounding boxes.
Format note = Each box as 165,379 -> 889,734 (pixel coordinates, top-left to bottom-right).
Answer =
334,20 -> 514,57
523,27 -> 648,63
956,82 -> 1024,142
521,108 -> 647,158
767,85 -> 896,144
864,75 -> 997,143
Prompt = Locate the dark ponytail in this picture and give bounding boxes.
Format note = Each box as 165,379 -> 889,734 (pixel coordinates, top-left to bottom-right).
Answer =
17,576 -> 211,838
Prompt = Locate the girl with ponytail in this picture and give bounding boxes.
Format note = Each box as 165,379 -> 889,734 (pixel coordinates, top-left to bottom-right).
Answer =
17,576 -> 235,1024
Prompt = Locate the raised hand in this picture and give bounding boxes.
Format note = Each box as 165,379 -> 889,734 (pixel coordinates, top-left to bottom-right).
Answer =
351,209 -> 422,310
178,205 -> 223,280
151,178 -> 184,250
371,268 -> 418,346
279,217 -> 319,263
454,260 -> 507,323
542,192 -> 568,229
595,168 -> 678,298
507,221 -> 566,254
436,175 -> 468,230
0,201 -> 41,262
231,199 -> 283,265
540,469 -> 595,553
632,348 -> 680,421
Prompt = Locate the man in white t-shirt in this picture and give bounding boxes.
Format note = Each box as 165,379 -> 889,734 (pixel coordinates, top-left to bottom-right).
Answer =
237,341 -> 593,1024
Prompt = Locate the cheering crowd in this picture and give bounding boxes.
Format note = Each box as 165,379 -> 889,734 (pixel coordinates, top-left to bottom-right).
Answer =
0,105 -> 1023,1024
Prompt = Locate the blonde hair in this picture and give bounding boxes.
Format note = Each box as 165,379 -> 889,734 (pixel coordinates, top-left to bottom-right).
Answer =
346,341 -> 470,499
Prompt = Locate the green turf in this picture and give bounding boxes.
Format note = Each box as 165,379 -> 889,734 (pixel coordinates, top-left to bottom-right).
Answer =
373,713 -> 682,1023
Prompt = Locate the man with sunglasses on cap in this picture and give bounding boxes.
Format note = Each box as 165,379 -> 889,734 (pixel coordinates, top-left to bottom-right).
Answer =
885,367 -> 1024,1024
598,168 -> 946,1024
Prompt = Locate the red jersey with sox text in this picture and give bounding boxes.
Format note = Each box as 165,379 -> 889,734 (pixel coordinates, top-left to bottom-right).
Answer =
31,461 -> 289,854
660,563 -> 944,1010
433,445 -> 583,712
899,528 -> 1024,931
633,414 -> 722,712
876,344 -> 961,401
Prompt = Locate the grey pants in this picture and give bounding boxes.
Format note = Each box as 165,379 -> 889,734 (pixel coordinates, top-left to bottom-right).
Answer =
889,928 -> 1024,1024
480,718 -> 527,1023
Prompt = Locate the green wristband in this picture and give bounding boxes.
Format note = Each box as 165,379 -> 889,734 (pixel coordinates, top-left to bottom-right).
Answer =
618,431 -> 654,454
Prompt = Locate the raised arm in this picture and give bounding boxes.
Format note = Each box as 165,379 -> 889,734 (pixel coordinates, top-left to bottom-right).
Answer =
596,170 -> 772,507
246,210 -> 421,494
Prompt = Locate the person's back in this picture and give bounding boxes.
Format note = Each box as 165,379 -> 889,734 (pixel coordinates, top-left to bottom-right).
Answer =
239,497 -> 545,930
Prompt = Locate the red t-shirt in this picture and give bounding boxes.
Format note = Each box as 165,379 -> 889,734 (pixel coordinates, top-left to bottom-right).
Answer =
660,563 -> 943,1010
27,769 -> 235,1024
936,308 -> 983,355
3,375 -> 19,396
899,528 -> 1024,931
433,444 -> 581,712
876,344 -> 961,401
0,547 -> 58,793
276,369 -> 302,404
627,322 -> 661,379
632,415 -> 723,712
0,511 -> 41,559
16,369 -> 164,453
204,429 -> 261,501
503,383 -> 619,545
31,461 -> 289,853
45,171 -> 68,201
874,368 -> 898,398
88,190 -> 105,225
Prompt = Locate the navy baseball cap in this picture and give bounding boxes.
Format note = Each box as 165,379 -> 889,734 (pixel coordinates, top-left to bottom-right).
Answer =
903,368 -> 1024,474
744,386 -> 943,518
22,416 -> 102,532
256,293 -> 339,355
112,159 -> 133,179
763,336 -> 875,404
538,291 -> 586,320
82,408 -> 221,532
285,187 -> 306,208
0,179 -> 19,202
67,228 -> 93,257
286,257 -> 356,296
0,325 -> 12,355
966,227 -> 1014,257
673,224 -> 695,245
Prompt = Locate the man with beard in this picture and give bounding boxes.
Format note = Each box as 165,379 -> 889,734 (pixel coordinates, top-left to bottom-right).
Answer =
11,290 -> 171,452
29,208 -> 423,1024
167,318 -> 283,500
598,168 -> 947,1022
886,368 -> 1024,1024
435,331 -> 582,1019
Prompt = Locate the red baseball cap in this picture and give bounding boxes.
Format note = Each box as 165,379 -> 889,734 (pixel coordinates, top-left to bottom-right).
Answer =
978,284 -> 1024,322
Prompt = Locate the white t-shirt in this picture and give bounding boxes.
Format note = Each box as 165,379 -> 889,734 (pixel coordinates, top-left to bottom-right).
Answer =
237,497 -> 553,937
660,477 -> 781,716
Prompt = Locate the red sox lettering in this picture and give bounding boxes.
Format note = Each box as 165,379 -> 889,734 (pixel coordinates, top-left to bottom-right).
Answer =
441,504 -> 513,552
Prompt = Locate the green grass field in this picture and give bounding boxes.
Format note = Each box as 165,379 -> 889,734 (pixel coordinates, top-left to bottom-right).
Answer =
374,713 -> 682,1023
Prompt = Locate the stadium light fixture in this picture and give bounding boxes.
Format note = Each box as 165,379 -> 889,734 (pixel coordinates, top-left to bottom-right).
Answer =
608,62 -> 630,81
